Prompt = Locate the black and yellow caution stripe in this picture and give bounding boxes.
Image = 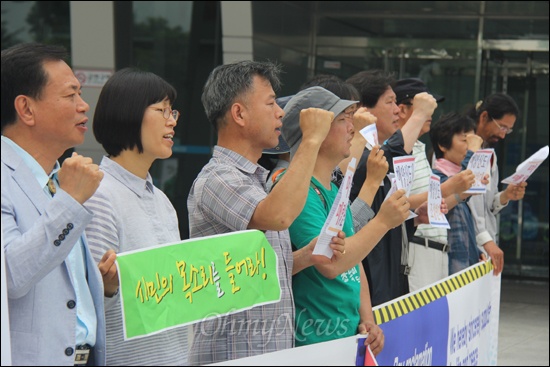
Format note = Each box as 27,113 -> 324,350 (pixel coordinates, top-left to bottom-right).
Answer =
373,260 -> 493,325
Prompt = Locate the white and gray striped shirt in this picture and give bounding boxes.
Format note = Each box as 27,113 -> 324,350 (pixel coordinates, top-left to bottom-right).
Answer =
85,156 -> 189,366
411,140 -> 448,244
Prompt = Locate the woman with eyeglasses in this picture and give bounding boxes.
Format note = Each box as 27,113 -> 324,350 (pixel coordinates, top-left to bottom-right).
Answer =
463,93 -> 526,277
430,112 -> 482,275
84,68 -> 189,366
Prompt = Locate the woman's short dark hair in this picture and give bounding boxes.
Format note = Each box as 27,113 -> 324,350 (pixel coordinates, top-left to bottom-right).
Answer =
430,112 -> 477,159
93,68 -> 176,157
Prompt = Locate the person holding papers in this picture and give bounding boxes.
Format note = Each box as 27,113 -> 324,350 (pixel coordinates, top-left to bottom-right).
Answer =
430,112 -> 483,274
298,74 -> 388,215
281,86 -> 410,351
465,93 -> 526,275
392,78 -> 477,291
346,70 -> 437,306
276,76 -> 393,353
187,61 -> 345,365
83,68 -> 190,365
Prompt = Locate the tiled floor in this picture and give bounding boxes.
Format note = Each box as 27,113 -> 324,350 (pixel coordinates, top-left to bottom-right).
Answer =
498,278 -> 549,366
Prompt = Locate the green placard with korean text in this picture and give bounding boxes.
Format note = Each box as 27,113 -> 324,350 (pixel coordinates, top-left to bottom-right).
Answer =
116,230 -> 281,339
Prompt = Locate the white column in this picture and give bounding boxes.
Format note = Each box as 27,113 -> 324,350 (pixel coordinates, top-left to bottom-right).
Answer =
70,1 -> 115,163
221,1 -> 253,63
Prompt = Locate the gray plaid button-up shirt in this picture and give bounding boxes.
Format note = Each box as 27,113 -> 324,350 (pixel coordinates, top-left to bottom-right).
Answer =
187,146 -> 295,365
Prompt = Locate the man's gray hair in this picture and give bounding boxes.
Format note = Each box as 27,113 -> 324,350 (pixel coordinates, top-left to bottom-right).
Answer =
201,60 -> 282,130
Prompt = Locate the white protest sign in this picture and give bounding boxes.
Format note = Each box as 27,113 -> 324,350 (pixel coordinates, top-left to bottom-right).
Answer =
359,124 -> 378,150
313,158 -> 357,258
393,156 -> 417,220
213,262 -> 502,367
464,149 -> 493,194
384,175 -> 397,200
384,172 -> 417,221
428,174 -> 450,229
393,156 -> 415,196
501,145 -> 549,185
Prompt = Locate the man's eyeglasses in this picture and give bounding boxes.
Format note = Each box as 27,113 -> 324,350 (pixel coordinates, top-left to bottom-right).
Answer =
492,118 -> 513,135
154,107 -> 180,121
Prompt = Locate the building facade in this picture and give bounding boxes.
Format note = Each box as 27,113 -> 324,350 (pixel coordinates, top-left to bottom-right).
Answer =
2,1 -> 548,279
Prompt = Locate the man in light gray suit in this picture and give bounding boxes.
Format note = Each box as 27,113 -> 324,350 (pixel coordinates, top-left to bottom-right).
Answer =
1,43 -> 118,366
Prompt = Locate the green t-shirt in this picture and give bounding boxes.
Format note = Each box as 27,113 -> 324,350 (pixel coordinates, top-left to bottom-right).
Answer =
289,177 -> 360,346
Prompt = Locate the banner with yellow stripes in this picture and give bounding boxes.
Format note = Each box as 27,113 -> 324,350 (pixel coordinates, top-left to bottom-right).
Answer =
208,260 -> 501,366
372,260 -> 500,366
374,260 -> 494,325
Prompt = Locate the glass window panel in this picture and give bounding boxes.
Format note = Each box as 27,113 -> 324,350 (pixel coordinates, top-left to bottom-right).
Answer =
319,17 -> 479,40
132,1 -> 193,94
253,1 -> 311,38
485,1 -> 549,17
252,1 -> 312,56
1,1 -> 71,52
317,1 -> 480,15
253,38 -> 309,97
498,75 -> 549,276
485,19 -> 549,40
252,2 -> 312,96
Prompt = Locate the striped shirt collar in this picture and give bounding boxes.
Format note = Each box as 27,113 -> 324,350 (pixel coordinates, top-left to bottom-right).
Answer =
213,146 -> 269,180
100,156 -> 155,197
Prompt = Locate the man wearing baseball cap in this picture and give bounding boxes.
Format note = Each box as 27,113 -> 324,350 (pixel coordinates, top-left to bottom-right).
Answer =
393,78 -> 445,106
393,78 -> 476,291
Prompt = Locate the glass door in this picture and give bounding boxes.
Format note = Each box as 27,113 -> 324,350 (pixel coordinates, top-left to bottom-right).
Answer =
481,50 -> 549,279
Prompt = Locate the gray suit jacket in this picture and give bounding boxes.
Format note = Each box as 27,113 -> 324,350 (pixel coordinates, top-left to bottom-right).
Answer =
1,140 -> 106,366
